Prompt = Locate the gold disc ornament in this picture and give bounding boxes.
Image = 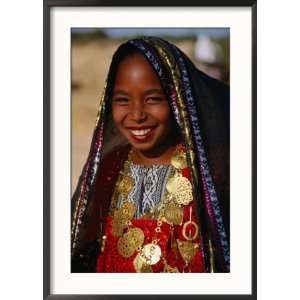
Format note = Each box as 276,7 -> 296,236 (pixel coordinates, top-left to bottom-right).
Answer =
140,243 -> 162,265
125,227 -> 145,247
133,253 -> 153,273
117,235 -> 136,258
133,253 -> 145,272
111,202 -> 136,237
117,227 -> 144,258
112,210 -> 125,237
172,175 -> 193,205
117,174 -> 134,196
166,176 -> 176,194
120,201 -> 136,221
171,151 -> 187,169
164,202 -> 183,225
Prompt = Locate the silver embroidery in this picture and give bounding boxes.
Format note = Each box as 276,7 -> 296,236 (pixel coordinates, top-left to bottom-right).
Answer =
116,163 -> 173,218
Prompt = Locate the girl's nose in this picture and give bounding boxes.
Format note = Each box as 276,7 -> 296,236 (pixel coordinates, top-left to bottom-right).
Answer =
130,101 -> 147,123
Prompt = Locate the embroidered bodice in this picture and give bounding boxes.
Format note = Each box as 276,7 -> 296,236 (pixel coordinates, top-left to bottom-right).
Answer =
115,163 -> 174,218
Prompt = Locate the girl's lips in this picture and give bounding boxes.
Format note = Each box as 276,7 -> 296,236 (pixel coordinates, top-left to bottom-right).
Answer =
128,127 -> 155,143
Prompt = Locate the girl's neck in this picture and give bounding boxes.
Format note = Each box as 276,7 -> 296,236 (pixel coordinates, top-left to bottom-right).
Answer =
131,143 -> 178,167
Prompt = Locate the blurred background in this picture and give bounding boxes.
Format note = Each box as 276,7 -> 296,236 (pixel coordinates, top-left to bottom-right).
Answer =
71,28 -> 230,194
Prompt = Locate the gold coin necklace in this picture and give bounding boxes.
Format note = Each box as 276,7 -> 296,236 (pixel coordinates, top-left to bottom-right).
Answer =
133,220 -> 163,272
117,226 -> 145,258
163,145 -> 192,225
109,145 -> 199,272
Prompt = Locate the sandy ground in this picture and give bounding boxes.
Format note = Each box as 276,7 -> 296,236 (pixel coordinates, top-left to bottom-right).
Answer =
71,38 -> 227,194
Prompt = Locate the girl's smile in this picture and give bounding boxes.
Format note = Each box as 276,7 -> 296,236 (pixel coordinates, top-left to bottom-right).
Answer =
128,126 -> 156,143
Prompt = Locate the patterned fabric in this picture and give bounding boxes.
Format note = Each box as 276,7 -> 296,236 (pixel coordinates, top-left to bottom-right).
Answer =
116,163 -> 173,218
171,45 -> 230,269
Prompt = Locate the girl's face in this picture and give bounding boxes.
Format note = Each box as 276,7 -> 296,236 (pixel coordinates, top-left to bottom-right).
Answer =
112,53 -> 174,155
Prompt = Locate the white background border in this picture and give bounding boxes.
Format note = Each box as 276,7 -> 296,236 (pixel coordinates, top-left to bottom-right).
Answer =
2,1 -> 300,300
51,7 -> 252,295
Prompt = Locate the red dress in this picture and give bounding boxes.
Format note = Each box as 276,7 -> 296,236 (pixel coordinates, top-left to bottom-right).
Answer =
95,155 -> 205,273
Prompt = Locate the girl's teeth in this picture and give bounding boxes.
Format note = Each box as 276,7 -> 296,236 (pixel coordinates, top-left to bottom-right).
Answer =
131,129 -> 151,136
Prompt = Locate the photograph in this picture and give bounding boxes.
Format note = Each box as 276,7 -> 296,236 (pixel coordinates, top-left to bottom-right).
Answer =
70,29 -> 230,273
45,3 -> 255,297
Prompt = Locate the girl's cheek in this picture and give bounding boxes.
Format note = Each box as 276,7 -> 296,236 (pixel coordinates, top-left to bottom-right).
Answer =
112,106 -> 128,120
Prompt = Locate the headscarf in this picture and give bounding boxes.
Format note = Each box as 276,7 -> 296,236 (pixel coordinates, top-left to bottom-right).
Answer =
71,36 -> 230,272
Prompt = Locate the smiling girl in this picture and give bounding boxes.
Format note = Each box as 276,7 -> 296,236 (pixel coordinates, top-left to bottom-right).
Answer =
71,37 -> 230,273
112,52 -> 177,164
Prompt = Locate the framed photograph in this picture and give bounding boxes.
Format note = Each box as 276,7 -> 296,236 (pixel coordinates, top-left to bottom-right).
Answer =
44,0 -> 257,299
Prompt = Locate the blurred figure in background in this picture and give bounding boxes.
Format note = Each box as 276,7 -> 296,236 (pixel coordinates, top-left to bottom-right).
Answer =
194,35 -> 229,83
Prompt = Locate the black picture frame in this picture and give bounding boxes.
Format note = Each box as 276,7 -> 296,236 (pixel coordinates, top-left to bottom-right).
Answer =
44,0 -> 257,299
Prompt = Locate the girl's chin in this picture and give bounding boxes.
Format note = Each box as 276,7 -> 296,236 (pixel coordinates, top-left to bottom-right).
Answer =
128,139 -> 160,153
130,141 -> 155,151
130,140 -> 172,157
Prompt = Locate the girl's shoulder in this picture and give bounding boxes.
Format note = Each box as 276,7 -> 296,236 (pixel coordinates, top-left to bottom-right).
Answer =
101,144 -> 131,167
96,144 -> 131,185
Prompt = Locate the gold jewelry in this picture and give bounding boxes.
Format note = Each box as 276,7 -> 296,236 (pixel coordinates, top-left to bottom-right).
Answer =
109,145 -> 200,272
171,151 -> 187,169
99,235 -> 107,253
117,174 -> 134,196
133,253 -> 145,272
120,201 -> 136,220
182,220 -> 199,241
140,263 -> 153,272
167,146 -> 193,206
112,210 -> 126,237
133,253 -> 153,272
182,206 -> 199,241
140,243 -> 162,265
163,261 -> 179,273
166,176 -> 176,194
177,239 -> 199,265
126,227 -> 145,247
164,201 -> 183,225
117,227 -> 145,258
170,174 -> 193,206
112,201 -> 136,237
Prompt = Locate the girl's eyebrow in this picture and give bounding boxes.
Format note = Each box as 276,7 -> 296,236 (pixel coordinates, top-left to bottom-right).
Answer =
113,89 -> 165,96
143,88 -> 165,96
112,90 -> 129,96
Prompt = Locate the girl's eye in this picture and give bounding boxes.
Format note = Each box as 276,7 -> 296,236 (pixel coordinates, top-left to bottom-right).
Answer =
146,97 -> 165,103
113,97 -> 129,104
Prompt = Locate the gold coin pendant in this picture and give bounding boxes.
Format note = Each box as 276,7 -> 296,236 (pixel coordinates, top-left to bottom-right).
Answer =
133,253 -> 144,272
117,235 -> 136,258
172,175 -> 193,205
171,152 -> 187,169
118,175 -> 134,195
112,210 -> 125,237
124,227 -> 145,248
140,243 -> 162,265
166,176 -> 176,194
120,201 -> 136,220
164,202 -> 183,225
177,239 -> 199,264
